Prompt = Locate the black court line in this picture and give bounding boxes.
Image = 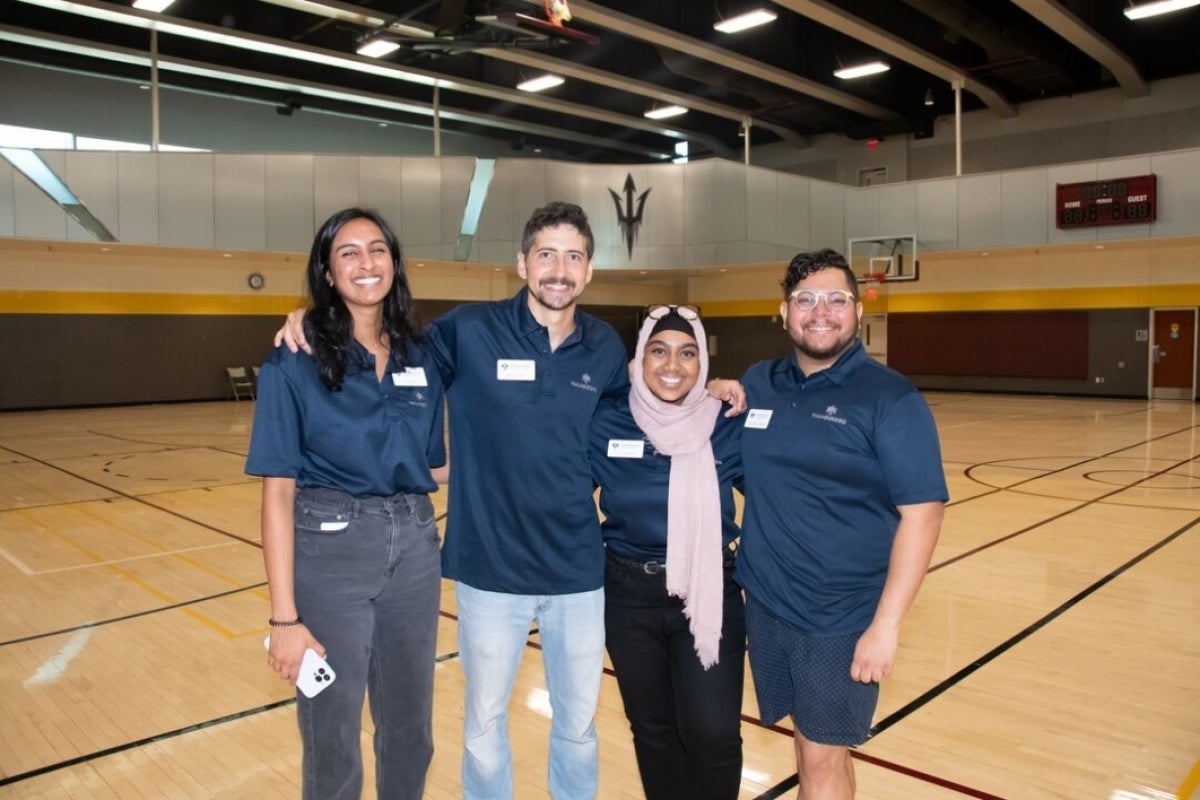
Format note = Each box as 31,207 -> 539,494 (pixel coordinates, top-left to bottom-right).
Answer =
742,423 -> 1200,799
948,420 -> 1198,507
935,448 -> 1200,572
871,513 -> 1199,739
0,582 -> 268,648
746,481 -> 1200,799
3,406 -> 1192,795
0,698 -> 297,788
747,514 -> 1198,800
0,646 -> 466,787
1,443 -> 262,548
2,442 -> 451,645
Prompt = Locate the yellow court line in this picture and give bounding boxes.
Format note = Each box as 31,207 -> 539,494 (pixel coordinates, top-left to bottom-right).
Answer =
175,552 -> 248,588
182,607 -> 243,639
1178,758 -> 1200,799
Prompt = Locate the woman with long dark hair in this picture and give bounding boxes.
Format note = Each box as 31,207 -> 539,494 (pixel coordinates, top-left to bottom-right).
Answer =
246,208 -> 446,799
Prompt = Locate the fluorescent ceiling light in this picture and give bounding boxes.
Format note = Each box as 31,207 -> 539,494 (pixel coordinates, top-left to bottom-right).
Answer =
356,38 -> 401,58
14,0 -> 445,88
644,104 -> 687,120
516,74 -> 564,92
257,0 -> 386,27
1122,0 -> 1200,19
132,0 -> 175,11
834,61 -> 890,80
713,8 -> 777,34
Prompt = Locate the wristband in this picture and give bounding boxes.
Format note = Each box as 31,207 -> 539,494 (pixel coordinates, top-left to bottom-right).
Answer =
268,616 -> 303,627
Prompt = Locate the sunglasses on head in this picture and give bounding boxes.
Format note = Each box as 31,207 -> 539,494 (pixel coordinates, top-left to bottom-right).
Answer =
645,304 -> 700,321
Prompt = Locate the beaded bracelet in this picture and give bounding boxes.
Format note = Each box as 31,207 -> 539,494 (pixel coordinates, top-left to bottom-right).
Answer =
268,616 -> 303,627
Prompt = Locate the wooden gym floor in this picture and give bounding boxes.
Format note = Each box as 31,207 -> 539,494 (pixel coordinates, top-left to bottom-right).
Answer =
0,393 -> 1197,799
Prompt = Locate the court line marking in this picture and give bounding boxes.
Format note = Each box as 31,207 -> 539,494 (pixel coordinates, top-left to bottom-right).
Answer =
871,515 -> 1199,741
0,699 -> 297,788
0,401 -> 1185,797
0,443 -> 263,548
0,542 -> 234,576
0,582 -> 268,648
937,448 -> 1200,572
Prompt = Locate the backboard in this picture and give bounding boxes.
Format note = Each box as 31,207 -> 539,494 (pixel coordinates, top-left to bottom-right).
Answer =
846,235 -> 918,282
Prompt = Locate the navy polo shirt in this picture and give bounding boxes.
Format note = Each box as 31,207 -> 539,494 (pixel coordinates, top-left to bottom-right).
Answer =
590,394 -> 742,562
427,287 -> 629,594
737,340 -> 947,635
245,342 -> 445,496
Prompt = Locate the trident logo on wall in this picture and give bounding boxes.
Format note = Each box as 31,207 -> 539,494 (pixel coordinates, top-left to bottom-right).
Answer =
609,174 -> 651,259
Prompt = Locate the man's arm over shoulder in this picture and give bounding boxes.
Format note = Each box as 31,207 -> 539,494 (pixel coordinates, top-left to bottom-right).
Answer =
425,311 -> 459,387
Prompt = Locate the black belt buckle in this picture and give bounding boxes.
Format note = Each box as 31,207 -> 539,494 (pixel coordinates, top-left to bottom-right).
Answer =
607,549 -> 665,575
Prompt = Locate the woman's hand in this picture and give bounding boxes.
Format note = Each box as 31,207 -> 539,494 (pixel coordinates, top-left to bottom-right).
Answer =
265,624 -> 325,687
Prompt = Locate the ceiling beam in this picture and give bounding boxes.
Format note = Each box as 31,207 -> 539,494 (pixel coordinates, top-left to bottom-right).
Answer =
12,0 -> 729,157
518,0 -> 896,120
0,24 -> 677,161
477,48 -> 810,149
771,0 -> 1018,118
1007,0 -> 1147,97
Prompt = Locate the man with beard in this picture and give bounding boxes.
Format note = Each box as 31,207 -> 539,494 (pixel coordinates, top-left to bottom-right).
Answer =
736,249 -> 947,800
427,201 -> 628,800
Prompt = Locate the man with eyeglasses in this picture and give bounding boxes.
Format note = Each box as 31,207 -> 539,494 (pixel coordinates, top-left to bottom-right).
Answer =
736,248 -> 947,800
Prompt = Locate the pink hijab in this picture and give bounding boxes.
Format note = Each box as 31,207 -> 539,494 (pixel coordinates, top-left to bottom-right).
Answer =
628,310 -> 725,668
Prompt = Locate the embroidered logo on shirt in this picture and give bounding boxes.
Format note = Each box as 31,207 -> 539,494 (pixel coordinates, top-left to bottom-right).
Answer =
406,390 -> 428,408
570,372 -> 599,393
811,404 -> 847,425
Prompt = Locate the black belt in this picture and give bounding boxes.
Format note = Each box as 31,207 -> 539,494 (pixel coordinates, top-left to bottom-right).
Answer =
606,547 -> 737,575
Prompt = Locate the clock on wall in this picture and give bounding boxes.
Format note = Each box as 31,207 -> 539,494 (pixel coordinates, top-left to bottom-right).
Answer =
1055,174 -> 1156,229
247,272 -> 265,290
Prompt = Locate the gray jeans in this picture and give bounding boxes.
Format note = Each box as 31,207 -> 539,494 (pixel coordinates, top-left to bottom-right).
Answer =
292,486 -> 442,800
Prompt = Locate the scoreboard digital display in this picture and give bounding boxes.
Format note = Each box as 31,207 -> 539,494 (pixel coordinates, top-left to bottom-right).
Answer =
1055,174 -> 1156,228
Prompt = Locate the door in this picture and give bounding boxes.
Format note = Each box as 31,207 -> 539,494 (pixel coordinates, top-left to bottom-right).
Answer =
862,313 -> 888,365
1150,308 -> 1197,400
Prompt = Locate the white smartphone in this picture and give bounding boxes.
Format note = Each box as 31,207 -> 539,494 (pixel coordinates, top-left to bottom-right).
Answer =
264,635 -> 337,698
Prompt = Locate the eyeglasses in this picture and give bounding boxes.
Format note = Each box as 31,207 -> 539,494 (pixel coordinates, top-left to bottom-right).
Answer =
788,289 -> 856,312
646,304 -> 700,320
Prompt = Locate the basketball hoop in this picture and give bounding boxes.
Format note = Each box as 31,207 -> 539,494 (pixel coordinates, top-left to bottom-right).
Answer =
544,0 -> 572,25
861,271 -> 887,300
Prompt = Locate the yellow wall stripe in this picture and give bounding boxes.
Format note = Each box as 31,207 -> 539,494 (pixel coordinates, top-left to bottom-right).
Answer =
1,290 -> 305,316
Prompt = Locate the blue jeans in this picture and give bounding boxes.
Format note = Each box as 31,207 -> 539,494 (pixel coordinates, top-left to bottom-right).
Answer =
292,487 -> 442,800
455,582 -> 605,800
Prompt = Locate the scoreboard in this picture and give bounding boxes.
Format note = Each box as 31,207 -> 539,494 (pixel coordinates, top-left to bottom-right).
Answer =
1055,174 -> 1156,228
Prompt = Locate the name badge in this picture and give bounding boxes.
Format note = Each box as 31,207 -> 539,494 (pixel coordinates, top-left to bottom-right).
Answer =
497,359 -> 536,381
392,367 -> 428,387
607,439 -> 645,459
744,409 -> 773,429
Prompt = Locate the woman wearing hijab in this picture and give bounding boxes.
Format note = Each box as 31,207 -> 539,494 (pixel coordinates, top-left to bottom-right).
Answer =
589,305 -> 745,800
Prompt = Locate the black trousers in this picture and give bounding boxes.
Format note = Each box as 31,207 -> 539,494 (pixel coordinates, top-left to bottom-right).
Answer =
604,549 -> 746,800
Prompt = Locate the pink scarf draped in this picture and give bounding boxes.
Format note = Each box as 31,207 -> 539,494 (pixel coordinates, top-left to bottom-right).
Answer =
628,313 -> 725,668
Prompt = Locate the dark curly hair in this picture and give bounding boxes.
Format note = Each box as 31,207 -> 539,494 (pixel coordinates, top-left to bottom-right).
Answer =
303,208 -> 423,391
780,248 -> 858,298
521,201 -> 595,259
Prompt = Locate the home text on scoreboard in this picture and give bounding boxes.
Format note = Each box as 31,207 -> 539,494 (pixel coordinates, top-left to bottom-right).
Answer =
1055,174 -> 1156,229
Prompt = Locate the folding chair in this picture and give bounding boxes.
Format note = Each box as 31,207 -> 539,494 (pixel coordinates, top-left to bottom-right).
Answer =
227,366 -> 255,400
